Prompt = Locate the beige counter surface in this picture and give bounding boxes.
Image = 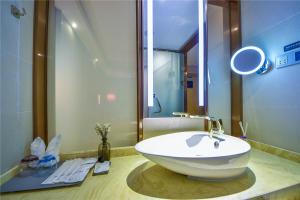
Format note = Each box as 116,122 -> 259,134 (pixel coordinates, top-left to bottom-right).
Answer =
1,149 -> 300,200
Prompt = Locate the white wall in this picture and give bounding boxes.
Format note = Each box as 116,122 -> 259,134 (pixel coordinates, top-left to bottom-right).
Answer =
241,0 -> 300,153
143,117 -> 205,139
52,1 -> 137,153
207,5 -> 231,134
47,0 -> 56,142
0,0 -> 34,174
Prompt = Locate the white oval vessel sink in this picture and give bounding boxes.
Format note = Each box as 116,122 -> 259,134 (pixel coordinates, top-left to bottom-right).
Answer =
135,131 -> 251,179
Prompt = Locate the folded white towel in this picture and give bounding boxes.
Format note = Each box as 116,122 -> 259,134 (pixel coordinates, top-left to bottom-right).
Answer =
93,161 -> 110,175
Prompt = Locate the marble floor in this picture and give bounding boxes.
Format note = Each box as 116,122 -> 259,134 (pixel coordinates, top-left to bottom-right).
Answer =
1,149 -> 300,200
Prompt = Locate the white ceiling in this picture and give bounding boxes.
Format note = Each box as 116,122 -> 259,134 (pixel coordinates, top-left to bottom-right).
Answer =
144,0 -> 199,51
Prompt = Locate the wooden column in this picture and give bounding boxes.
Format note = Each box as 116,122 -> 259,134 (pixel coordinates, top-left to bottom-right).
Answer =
136,0 -> 144,142
33,0 -> 49,142
229,0 -> 243,137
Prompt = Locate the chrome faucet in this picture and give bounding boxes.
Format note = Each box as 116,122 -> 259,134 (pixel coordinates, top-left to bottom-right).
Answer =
173,112 -> 225,148
207,117 -> 224,136
172,112 -> 225,137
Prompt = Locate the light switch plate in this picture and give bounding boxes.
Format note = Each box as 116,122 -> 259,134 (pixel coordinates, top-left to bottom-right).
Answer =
276,49 -> 300,68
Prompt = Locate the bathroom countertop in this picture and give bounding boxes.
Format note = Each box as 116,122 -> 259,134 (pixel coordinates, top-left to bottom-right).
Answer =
1,149 -> 300,200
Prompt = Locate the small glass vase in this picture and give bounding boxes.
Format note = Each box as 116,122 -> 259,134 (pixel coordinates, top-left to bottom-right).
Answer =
98,138 -> 111,162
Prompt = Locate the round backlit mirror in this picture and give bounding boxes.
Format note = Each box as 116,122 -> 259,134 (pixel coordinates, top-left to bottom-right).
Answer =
230,46 -> 271,75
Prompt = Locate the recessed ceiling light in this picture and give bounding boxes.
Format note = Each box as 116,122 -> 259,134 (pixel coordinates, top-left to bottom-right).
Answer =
71,22 -> 77,29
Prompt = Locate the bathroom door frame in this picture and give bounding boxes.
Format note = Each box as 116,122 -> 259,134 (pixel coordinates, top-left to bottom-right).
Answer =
180,31 -> 208,116
136,0 -> 243,141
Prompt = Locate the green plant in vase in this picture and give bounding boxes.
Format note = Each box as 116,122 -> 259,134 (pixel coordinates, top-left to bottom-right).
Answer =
95,123 -> 111,162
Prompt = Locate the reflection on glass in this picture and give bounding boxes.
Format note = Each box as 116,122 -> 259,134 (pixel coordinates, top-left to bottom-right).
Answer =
149,50 -> 184,117
48,1 -> 137,152
143,0 -> 204,118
